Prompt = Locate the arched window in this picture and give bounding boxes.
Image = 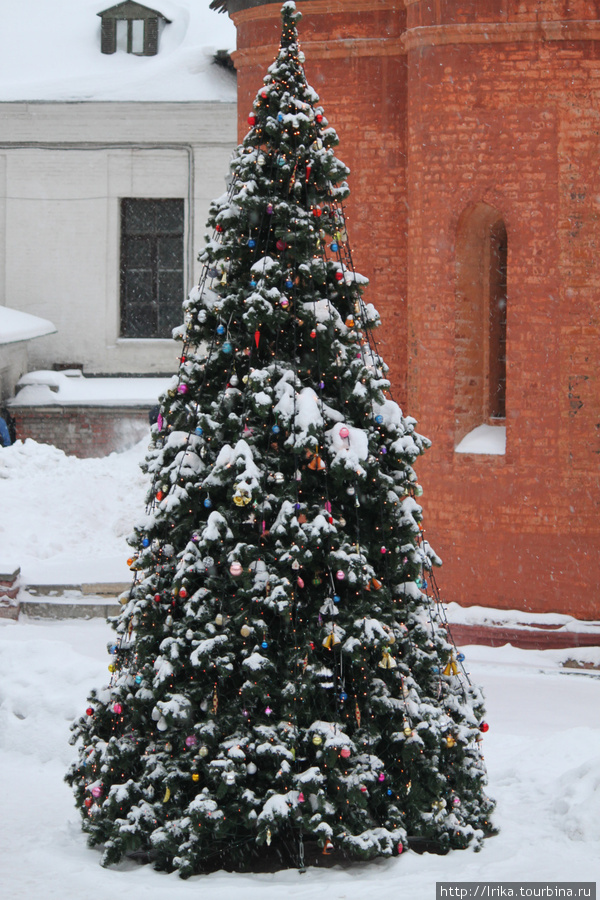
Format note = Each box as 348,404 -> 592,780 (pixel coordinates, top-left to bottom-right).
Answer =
455,202 -> 507,451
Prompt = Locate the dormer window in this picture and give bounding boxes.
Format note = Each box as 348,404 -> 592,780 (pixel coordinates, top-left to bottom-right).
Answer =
98,2 -> 171,56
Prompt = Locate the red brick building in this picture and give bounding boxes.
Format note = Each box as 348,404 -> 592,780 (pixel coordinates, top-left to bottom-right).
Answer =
213,0 -> 600,619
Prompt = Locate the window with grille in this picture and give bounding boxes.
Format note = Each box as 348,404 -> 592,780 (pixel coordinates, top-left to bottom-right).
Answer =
120,199 -> 184,339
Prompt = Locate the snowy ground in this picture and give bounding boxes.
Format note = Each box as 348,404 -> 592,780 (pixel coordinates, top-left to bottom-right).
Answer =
0,618 -> 598,899
0,438 -> 599,897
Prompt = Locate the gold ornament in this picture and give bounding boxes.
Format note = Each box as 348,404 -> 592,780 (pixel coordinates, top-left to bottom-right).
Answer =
240,624 -> 251,637
212,684 -> 218,715
192,773 -> 200,782
322,630 -> 340,649
312,734 -> 323,746
378,649 -> 397,669
403,725 -> 412,737
163,786 -> 171,803
443,657 -> 459,676
215,613 -> 224,626
445,735 -> 456,748
199,746 -> 208,758
233,489 -> 251,507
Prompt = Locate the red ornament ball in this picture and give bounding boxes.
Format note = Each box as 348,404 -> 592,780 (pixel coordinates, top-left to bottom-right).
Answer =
315,113 -> 323,123
335,271 -> 344,281
84,797 -> 93,808
480,721 -> 490,733
248,114 -> 256,125
340,747 -> 351,759
179,587 -> 188,599
154,593 -> 161,603
86,707 -> 94,716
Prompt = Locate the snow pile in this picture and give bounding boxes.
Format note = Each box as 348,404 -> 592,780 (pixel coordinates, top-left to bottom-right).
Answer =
0,0 -> 237,102
0,437 -> 149,585
0,306 -> 56,345
0,622 -> 599,898
455,425 -> 506,455
11,370 -> 172,407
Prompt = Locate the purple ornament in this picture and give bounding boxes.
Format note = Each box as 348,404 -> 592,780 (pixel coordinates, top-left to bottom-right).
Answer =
185,735 -> 198,748
177,384 -> 188,395
378,772 -> 385,782
157,413 -> 164,432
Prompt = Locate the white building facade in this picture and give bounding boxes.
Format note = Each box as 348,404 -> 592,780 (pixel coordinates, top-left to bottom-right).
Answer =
0,100 -> 236,375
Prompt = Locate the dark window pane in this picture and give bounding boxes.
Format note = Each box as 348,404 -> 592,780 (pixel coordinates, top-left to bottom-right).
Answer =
126,237 -> 152,268
123,200 -> 155,235
158,201 -> 184,234
158,236 -> 183,269
125,268 -> 153,304
123,303 -> 158,338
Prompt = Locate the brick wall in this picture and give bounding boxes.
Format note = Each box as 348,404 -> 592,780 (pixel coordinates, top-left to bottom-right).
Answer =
405,0 -> 600,618
230,0 -> 600,619
11,406 -> 152,458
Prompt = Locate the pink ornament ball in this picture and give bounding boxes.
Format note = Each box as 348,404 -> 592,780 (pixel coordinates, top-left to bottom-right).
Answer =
453,796 -> 461,807
340,747 -> 351,759
297,577 -> 305,588
230,562 -> 243,576
336,570 -> 345,581
339,426 -> 350,439
91,785 -> 103,798
381,546 -> 387,554
113,703 -> 122,715
378,772 -> 385,782
185,735 -> 198,748
397,842 -> 404,855
177,383 -> 188,395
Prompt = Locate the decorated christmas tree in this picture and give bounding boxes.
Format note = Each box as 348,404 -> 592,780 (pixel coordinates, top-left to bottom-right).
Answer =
66,2 -> 495,877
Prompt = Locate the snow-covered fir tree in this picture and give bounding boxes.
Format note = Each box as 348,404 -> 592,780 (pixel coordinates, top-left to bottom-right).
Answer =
66,2 -> 495,877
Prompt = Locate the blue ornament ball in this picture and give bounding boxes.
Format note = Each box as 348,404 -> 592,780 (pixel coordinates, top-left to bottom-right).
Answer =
248,239 -> 256,248
333,595 -> 340,604
135,674 -> 143,684
339,691 -> 348,702
222,341 -> 233,354
195,426 -> 203,435
277,112 -> 284,122
261,640 -> 268,649
142,538 -> 150,547
330,242 -> 339,252
204,497 -> 212,508
216,324 -> 226,335
457,652 -> 465,662
375,414 -> 384,424
272,424 -> 280,434
285,279 -> 293,289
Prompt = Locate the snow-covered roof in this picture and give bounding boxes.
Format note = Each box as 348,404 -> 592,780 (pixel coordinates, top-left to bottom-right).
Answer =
0,0 -> 237,102
10,369 -> 171,407
0,307 -> 57,346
